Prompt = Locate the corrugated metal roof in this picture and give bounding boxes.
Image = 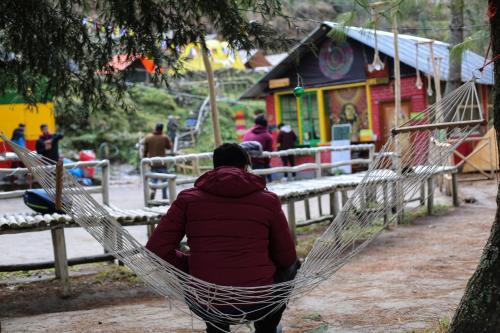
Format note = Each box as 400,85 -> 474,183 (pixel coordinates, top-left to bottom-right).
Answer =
241,22 -> 493,99
327,22 -> 493,85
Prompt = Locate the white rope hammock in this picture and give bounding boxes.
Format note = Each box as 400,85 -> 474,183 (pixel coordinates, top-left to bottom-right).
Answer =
0,79 -> 483,331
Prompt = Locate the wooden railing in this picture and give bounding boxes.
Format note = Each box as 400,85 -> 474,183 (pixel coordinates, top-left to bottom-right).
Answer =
140,144 -> 376,207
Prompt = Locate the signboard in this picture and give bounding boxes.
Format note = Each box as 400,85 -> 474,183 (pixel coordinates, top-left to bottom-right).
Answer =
269,78 -> 290,89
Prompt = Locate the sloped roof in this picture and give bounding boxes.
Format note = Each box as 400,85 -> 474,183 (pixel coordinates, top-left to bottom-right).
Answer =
241,22 -> 493,98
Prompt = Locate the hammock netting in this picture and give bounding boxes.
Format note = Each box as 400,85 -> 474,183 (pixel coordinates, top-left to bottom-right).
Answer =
0,80 -> 484,331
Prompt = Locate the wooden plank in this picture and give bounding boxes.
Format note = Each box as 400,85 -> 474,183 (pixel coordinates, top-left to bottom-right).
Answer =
0,253 -> 116,272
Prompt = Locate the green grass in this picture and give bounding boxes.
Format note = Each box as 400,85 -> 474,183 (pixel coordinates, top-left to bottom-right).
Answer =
91,265 -> 139,284
402,204 -> 452,225
410,317 -> 450,333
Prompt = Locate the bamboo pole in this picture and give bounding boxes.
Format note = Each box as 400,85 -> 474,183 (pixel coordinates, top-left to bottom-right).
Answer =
201,43 -> 222,147
392,119 -> 485,135
392,4 -> 404,225
53,160 -> 70,297
55,160 -> 64,211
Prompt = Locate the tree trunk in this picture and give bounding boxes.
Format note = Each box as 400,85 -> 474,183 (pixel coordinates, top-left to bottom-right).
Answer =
444,0 -> 464,99
448,2 -> 500,332
201,44 -> 223,148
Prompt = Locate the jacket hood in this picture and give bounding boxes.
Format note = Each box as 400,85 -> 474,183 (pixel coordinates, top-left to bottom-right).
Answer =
195,167 -> 265,197
251,125 -> 268,134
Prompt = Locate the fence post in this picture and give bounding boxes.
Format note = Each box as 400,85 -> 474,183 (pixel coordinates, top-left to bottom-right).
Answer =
451,172 -> 459,207
304,199 -> 311,221
287,201 -> 297,244
341,190 -> 348,206
101,160 -> 110,206
419,182 -> 426,206
382,182 -> 390,227
330,190 -> 340,218
51,227 -> 70,295
141,160 -> 151,207
168,176 -> 177,203
427,176 -> 434,215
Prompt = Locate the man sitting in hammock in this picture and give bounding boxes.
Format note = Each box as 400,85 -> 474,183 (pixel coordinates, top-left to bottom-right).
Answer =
146,143 -> 298,333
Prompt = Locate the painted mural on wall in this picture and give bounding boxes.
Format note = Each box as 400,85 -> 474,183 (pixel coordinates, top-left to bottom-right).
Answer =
319,40 -> 354,80
325,87 -> 368,142
292,38 -> 367,87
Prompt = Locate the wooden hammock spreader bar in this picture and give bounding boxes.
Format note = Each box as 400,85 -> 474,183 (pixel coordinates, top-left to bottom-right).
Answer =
391,119 -> 486,136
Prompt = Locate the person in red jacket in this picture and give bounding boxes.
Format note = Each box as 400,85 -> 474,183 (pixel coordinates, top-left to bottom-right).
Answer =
243,115 -> 273,169
146,143 -> 298,333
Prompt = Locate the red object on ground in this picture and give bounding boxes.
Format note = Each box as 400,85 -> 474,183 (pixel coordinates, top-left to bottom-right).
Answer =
79,150 -> 96,178
146,167 -> 297,287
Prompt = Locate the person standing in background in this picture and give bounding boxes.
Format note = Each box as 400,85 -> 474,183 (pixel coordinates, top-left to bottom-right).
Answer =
144,123 -> 172,200
11,123 -> 26,147
167,115 -> 179,144
35,124 -> 64,163
277,123 -> 298,179
243,114 -> 273,181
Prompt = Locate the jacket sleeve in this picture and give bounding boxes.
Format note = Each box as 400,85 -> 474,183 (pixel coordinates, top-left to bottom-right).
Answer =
143,137 -> 149,158
268,194 -> 297,268
264,134 -> 273,152
35,139 -> 44,154
277,132 -> 283,146
165,136 -> 172,150
145,192 -> 188,272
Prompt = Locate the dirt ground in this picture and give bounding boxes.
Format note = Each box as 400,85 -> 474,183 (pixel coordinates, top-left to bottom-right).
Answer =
0,179 -> 497,333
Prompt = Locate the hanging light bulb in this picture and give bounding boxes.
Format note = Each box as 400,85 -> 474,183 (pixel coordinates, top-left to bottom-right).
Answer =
416,73 -> 423,89
415,43 -> 423,89
427,56 -> 433,96
368,51 -> 385,72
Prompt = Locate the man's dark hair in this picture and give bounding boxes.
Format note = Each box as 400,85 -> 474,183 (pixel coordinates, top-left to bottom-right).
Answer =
278,123 -> 284,129
40,124 -> 48,130
254,115 -> 267,127
19,123 -> 25,128
213,143 -> 250,169
155,123 -> 164,132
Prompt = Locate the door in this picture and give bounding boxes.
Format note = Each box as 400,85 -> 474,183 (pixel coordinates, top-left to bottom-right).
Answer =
379,100 -> 412,146
300,91 -> 320,146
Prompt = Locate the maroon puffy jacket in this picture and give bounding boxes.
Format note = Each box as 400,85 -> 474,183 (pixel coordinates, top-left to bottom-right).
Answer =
243,125 -> 273,165
146,167 -> 297,287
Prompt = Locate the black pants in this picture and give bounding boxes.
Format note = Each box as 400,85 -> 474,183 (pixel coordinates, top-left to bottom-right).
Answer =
280,155 -> 296,178
205,305 -> 286,333
202,260 -> 301,333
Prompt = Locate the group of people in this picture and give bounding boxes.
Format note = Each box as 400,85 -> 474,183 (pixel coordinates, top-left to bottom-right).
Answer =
11,123 -> 64,164
242,113 -> 298,181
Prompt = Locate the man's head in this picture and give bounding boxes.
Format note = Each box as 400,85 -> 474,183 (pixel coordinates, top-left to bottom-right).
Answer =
254,115 -> 267,127
154,123 -> 164,133
213,143 -> 250,169
18,123 -> 25,130
40,124 -> 49,135
278,123 -> 284,129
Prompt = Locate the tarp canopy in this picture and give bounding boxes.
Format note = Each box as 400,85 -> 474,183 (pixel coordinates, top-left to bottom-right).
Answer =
107,40 -> 246,74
